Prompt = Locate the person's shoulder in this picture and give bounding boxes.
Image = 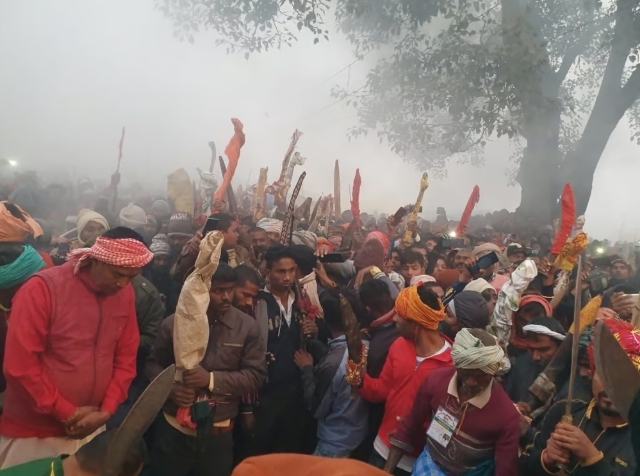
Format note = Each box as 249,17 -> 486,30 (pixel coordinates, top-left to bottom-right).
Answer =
132,274 -> 159,296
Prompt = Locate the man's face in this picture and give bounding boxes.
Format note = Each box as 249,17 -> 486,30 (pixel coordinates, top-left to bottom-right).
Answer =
611,262 -> 630,280
250,229 -> 268,248
168,234 -> 190,252
144,222 -> 157,237
457,368 -> 493,397
152,255 -> 169,269
454,250 -> 472,272
393,313 -> 416,339
389,251 -> 400,270
435,258 -> 447,273
233,281 -> 260,314
401,261 -> 425,285
592,371 -> 621,417
425,239 -> 437,252
80,220 -> 106,244
238,225 -> 252,248
526,334 -> 559,370
510,251 -> 526,263
267,257 -> 296,292
267,231 -> 281,246
209,281 -> 235,315
90,261 -> 141,295
481,288 -> 498,314
222,221 -> 240,250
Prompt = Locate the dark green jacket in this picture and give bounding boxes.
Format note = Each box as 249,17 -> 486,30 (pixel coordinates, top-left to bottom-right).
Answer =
131,275 -> 164,368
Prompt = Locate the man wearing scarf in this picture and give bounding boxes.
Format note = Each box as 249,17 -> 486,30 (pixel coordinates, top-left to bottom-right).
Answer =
360,284 -> 453,475
440,291 -> 491,341
504,316 -> 566,406
0,227 -> 153,469
519,318 -> 638,475
387,329 -> 520,476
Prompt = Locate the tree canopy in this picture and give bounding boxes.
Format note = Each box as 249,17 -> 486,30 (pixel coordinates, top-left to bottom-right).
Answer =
158,0 -> 640,219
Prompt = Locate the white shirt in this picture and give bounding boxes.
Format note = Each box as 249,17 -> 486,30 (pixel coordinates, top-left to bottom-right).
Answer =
265,286 -> 295,326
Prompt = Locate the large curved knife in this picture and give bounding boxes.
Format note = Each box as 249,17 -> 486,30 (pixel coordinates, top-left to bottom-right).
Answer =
594,320 -> 640,421
100,365 -> 176,476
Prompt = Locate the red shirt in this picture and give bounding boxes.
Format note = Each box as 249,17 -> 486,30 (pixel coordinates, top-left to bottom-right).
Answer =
359,336 -> 453,457
393,367 -> 520,476
0,262 -> 139,438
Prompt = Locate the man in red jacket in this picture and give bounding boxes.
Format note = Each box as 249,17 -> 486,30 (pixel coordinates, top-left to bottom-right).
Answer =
358,283 -> 454,476
0,227 -> 153,469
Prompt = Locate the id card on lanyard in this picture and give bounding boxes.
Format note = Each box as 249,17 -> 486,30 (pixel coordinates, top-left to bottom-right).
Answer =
427,405 -> 460,448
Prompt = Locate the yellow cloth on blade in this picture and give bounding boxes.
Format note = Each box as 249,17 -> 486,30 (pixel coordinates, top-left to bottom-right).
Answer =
569,295 -> 603,335
168,168 -> 195,215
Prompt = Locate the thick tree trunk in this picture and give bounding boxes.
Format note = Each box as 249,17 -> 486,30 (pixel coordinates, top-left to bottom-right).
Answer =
560,95 -> 628,215
517,105 -> 563,222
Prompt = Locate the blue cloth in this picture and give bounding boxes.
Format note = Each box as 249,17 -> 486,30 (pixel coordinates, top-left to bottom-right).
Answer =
413,446 -> 495,476
413,446 -> 446,476
0,245 -> 45,289
314,336 -> 369,457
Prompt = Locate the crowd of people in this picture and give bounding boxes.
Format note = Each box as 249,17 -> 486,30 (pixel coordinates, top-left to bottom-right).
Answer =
0,166 -> 639,476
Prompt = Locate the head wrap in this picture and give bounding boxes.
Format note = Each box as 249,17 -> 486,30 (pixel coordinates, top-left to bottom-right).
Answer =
76,208 -> 110,246
464,278 -> 493,294
292,230 -> 318,250
0,201 -> 43,242
150,234 -> 171,256
472,242 -> 502,258
410,275 -> 436,286
394,283 -> 446,330
523,316 -> 567,341
518,293 -> 553,317
167,212 -> 193,237
151,199 -> 171,218
588,317 -> 640,372
451,328 -> 505,375
451,291 -> 490,329
0,245 -> 45,289
119,203 -> 148,229
366,231 -> 390,256
68,236 -> 154,274
353,239 -> 385,271
256,218 -> 283,235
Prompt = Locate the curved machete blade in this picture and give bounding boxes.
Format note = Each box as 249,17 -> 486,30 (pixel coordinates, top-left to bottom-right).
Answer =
100,364 -> 175,476
594,321 -> 640,421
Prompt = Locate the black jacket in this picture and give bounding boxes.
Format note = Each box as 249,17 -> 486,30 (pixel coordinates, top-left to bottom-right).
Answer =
520,399 -> 636,476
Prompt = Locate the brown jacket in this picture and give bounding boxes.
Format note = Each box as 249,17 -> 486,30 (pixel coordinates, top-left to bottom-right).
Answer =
146,306 -> 267,422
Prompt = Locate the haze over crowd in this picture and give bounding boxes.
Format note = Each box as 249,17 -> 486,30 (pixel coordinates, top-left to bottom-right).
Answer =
0,0 -> 638,240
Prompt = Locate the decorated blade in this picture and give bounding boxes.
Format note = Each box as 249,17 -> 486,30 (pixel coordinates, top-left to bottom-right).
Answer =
100,365 -> 176,476
594,321 -> 640,421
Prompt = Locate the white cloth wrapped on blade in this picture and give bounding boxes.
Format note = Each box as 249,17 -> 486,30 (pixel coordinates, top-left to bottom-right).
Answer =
491,259 -> 538,346
173,231 -> 224,377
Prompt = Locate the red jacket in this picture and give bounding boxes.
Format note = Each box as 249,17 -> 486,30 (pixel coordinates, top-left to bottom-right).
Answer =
0,262 -> 139,438
359,336 -> 453,457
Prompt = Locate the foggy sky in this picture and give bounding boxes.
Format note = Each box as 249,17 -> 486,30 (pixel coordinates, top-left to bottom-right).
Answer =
0,0 -> 638,241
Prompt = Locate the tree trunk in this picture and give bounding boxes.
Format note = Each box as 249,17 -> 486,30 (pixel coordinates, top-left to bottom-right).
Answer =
517,106 -> 563,222
560,96 -> 628,215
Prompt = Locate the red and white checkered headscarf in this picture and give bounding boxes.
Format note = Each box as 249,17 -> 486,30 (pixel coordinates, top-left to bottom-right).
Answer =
68,236 -> 154,274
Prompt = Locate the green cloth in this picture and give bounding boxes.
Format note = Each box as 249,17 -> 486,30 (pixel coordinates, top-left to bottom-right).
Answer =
0,456 -> 63,476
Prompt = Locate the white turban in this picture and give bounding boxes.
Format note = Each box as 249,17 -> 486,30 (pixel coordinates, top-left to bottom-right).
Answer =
257,218 -> 283,235
410,275 -> 436,286
451,328 -> 505,375
119,202 -> 147,229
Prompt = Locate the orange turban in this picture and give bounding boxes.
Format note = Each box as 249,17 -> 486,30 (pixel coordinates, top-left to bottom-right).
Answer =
395,283 -> 446,330
0,201 -> 43,243
232,454 -> 388,476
